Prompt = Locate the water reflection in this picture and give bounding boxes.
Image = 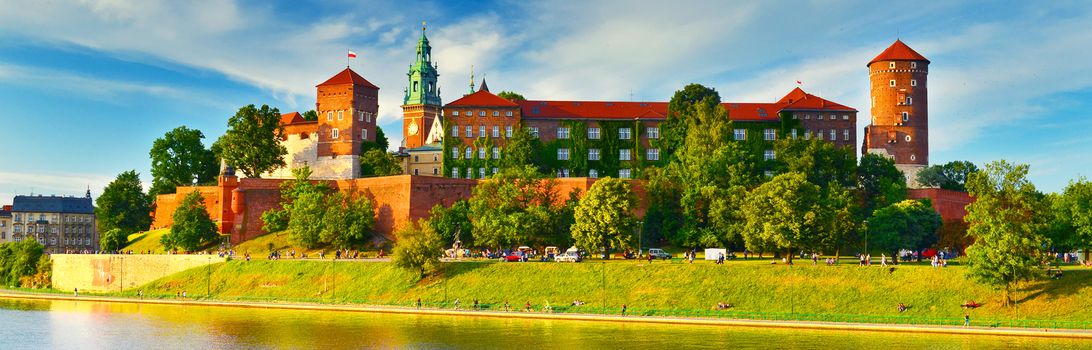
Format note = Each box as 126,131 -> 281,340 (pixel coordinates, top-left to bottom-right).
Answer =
0,298 -> 1083,349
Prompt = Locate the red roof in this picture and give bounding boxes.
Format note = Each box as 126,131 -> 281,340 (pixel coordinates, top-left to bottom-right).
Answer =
520,100 -> 667,120
868,39 -> 929,66
721,102 -> 782,121
317,67 -> 379,89
280,112 -> 304,125
447,89 -> 519,107
776,87 -> 856,112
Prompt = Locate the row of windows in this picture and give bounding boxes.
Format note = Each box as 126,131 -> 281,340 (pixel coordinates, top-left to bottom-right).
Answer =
888,61 -> 919,69
555,127 -> 659,140
411,155 -> 440,163
799,129 -> 852,141
451,167 -> 500,179
327,129 -> 369,140
452,147 -> 501,160
731,129 -> 779,141
888,79 -> 918,87
452,125 -> 515,139
451,110 -> 515,117
326,110 -> 374,122
793,114 -> 851,121
11,234 -> 92,246
556,148 -> 660,161
411,168 -> 440,176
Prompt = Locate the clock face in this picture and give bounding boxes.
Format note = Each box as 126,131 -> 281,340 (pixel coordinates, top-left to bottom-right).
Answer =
408,120 -> 420,135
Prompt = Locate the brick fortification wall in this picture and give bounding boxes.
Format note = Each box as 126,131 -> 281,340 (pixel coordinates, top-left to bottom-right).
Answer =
51,254 -> 224,292
909,188 -> 974,223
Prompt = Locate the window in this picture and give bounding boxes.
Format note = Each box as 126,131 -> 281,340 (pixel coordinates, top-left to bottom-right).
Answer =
465,147 -> 473,159
911,154 -> 917,161
493,111 -> 499,116
479,110 -> 486,117
587,127 -> 601,140
902,112 -> 909,122
327,111 -> 333,121
557,127 -> 570,139
620,149 -> 632,161
843,115 -> 849,120
805,114 -> 811,120
619,128 -> 632,140
414,155 -> 419,163
557,168 -> 570,178
479,126 -> 486,138
764,150 -> 776,161
465,126 -> 472,138
647,127 -> 660,139
359,111 -> 365,121
331,128 -> 340,139
453,111 -> 460,116
889,62 -> 896,69
480,168 -> 486,178
337,111 -> 343,120
905,135 -> 912,142
764,129 -> 776,141
451,148 -> 459,159
764,170 -> 774,178
906,96 -> 913,105
492,126 -> 500,138
588,149 -> 600,161
734,129 -> 746,140
619,169 -> 632,179
557,148 -> 570,160
589,169 -> 598,179
791,129 -> 798,139
646,148 -> 660,161
843,129 -> 850,140
829,129 -> 837,140
505,125 -> 513,138
492,147 -> 500,159
911,62 -> 917,69
467,168 -> 473,179
818,114 -> 824,120
452,168 -> 459,178
889,80 -> 896,87
434,155 -> 438,162
530,127 -> 540,138
911,79 -> 917,87
414,169 -> 419,176
506,111 -> 513,117
816,130 -> 824,140
478,148 -> 486,159
361,129 -> 368,140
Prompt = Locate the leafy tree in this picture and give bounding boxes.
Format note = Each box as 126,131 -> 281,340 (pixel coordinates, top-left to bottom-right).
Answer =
320,192 -> 376,249
99,228 -> 128,252
468,165 -> 560,249
501,127 -> 538,170
0,239 -> 45,287
818,182 -> 861,257
160,190 -> 219,252
963,160 -> 1050,306
288,191 -> 326,249
360,148 -> 403,177
149,126 -> 219,196
657,84 -> 720,162
302,110 -> 318,121
428,200 -> 472,247
1049,178 -> 1092,260
741,172 -> 822,260
642,166 -> 684,246
216,104 -> 287,178
361,126 -> 390,152
858,153 -> 908,216
392,220 -> 443,277
867,199 -> 942,256
775,138 -> 857,190
95,170 -> 153,235
571,178 -> 637,257
260,208 -> 289,232
497,91 -> 526,101
917,160 -> 978,191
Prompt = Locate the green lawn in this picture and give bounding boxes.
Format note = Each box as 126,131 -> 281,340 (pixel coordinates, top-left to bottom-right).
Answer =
124,228 -> 170,253
125,258 -> 1092,324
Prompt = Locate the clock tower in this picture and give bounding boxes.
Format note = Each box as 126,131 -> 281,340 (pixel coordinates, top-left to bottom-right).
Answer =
402,23 -> 442,149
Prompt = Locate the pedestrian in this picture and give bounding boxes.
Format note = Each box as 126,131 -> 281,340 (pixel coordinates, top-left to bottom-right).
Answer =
417,298 -> 422,309
473,299 -> 479,310
881,254 -> 887,267
621,304 -> 627,316
73,288 -> 78,297
647,253 -> 653,264
964,314 -> 970,327
183,291 -> 187,298
504,301 -> 510,312
689,252 -> 694,264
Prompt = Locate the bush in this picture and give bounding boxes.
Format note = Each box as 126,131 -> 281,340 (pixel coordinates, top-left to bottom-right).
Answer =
100,228 -> 128,252
261,208 -> 289,232
0,239 -> 45,287
393,221 -> 443,277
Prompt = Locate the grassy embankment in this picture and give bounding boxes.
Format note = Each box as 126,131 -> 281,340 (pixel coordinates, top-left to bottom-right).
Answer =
125,257 -> 1092,324
124,228 -> 170,253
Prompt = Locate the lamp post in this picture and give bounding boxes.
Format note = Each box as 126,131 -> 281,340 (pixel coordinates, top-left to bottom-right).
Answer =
862,220 -> 869,257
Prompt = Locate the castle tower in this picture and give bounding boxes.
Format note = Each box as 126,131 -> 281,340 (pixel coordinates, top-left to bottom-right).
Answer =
402,23 -> 442,149
863,39 -> 929,184
316,67 -> 380,157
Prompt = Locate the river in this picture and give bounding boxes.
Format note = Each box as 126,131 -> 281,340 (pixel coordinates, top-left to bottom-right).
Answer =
0,298 -> 1081,349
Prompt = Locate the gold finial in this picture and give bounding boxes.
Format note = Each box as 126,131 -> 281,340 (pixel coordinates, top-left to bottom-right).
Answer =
422,21 -> 427,32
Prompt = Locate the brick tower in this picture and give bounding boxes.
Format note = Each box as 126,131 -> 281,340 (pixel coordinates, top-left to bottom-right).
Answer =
402,23 -> 442,149
863,39 -> 929,185
315,67 -> 380,178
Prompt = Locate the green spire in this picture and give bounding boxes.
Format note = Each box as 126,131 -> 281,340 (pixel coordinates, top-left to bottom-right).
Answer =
404,21 -> 441,106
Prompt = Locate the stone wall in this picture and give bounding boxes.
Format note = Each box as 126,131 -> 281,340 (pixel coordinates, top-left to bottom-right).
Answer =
51,254 -> 224,292
909,188 -> 974,222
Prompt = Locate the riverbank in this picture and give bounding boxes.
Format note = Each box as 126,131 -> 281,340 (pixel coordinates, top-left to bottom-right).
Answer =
2,290 -> 1090,340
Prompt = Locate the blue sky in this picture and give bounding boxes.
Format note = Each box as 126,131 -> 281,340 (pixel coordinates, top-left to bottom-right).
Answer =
1,0 -> 1091,204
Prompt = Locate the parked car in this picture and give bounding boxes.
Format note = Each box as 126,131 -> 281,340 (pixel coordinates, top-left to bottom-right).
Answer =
648,248 -> 672,260
503,252 -> 524,262
555,251 -> 582,262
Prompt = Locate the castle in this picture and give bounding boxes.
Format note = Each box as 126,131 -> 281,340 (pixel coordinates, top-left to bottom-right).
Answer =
152,29 -> 953,243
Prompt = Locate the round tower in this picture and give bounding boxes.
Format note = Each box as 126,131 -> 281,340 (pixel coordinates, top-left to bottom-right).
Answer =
864,39 -> 929,182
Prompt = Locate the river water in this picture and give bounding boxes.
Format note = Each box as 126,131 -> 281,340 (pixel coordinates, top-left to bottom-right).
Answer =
0,298 -> 1081,349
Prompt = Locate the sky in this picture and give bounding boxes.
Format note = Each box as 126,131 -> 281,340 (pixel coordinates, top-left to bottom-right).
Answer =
1,0 -> 1091,205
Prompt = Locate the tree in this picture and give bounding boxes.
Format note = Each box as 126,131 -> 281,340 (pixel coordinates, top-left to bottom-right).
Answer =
302,110 -> 318,121
741,172 -> 822,260
468,165 -> 560,249
818,182 -> 861,258
1049,178 -> 1092,260
260,208 -> 289,232
288,191 -> 326,249
963,160 -> 1050,306
95,170 -> 152,235
99,228 -> 128,252
0,239 -> 44,287
867,199 -> 942,256
161,190 -> 219,252
392,220 -> 443,277
428,200 -> 472,247
858,153 -> 908,216
320,192 -> 376,249
501,127 -> 538,170
917,160 -> 978,191
657,84 -> 721,162
571,178 -> 637,257
360,148 -> 403,177
361,126 -> 390,152
216,104 -> 287,178
775,138 -> 857,190
496,91 -> 526,101
148,126 -> 219,196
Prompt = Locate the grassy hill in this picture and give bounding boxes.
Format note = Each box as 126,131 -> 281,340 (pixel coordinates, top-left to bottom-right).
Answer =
124,228 -> 170,253
125,258 -> 1092,324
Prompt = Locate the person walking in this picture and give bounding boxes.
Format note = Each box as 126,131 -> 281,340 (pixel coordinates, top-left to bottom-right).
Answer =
73,288 -> 78,297
964,314 -> 970,327
621,304 -> 627,316
417,298 -> 422,309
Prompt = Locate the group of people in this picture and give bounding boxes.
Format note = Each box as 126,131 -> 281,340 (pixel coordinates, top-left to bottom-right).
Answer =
930,255 -> 948,268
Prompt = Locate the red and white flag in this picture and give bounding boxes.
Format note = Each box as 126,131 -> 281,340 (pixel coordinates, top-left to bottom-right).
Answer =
348,50 -> 358,59
796,80 -> 802,85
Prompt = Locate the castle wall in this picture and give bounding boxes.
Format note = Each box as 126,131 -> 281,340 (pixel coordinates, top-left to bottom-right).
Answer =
51,254 -> 224,292
909,188 -> 974,223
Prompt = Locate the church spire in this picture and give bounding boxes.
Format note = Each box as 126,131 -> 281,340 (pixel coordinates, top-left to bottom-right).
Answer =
403,21 -> 441,106
479,78 -> 489,92
469,65 -> 475,94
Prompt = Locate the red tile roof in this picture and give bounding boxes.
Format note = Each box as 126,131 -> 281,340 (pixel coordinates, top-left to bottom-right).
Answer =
721,102 -> 782,121
447,89 -> 519,107
280,112 -> 304,125
317,67 -> 379,89
776,87 -> 856,112
868,39 -> 929,67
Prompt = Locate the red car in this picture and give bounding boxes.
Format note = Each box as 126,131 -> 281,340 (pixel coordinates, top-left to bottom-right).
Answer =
503,252 -> 524,262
